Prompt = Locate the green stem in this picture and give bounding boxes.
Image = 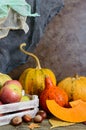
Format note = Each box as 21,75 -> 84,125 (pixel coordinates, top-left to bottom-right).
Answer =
20,43 -> 41,69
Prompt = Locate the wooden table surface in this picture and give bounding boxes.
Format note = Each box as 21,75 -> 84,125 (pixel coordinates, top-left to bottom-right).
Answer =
0,119 -> 86,130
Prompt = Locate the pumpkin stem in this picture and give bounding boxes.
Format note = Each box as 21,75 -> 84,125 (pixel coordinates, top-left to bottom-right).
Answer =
73,74 -> 80,80
75,74 -> 79,79
20,43 -> 41,69
45,76 -> 54,89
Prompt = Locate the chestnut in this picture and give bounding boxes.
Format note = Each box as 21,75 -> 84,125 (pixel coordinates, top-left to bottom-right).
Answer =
36,110 -> 47,119
33,115 -> 43,123
11,116 -> 22,126
22,114 -> 32,122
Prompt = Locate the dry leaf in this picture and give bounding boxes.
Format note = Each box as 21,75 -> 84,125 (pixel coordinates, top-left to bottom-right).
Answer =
28,123 -> 40,130
49,117 -> 76,129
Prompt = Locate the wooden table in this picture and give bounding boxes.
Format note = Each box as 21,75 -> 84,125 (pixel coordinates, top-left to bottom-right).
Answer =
0,119 -> 86,130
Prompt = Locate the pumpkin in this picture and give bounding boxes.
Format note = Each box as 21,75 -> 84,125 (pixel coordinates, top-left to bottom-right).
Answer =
39,76 -> 68,113
0,73 -> 12,89
46,99 -> 86,122
19,43 -> 56,95
58,75 -> 86,101
69,99 -> 82,107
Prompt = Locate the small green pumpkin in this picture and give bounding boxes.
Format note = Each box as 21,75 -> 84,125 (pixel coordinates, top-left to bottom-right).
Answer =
19,43 -> 56,96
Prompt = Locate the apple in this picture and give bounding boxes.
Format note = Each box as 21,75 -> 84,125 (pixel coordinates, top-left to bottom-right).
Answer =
0,101 -> 3,105
3,80 -> 22,90
0,80 -> 22,104
21,95 -> 30,102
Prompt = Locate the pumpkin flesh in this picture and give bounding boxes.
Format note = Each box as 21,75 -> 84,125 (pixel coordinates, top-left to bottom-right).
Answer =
46,100 -> 86,122
69,99 -> 83,107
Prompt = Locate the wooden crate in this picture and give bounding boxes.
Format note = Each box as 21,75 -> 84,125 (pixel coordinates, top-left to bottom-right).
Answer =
0,95 -> 39,126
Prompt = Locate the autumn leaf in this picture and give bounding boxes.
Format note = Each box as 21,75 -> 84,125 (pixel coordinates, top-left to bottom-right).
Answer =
49,117 -> 76,129
28,123 -> 40,130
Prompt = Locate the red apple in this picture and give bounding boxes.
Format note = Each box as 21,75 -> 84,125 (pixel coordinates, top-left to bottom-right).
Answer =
0,80 -> 22,104
3,80 -> 22,90
0,101 -> 3,105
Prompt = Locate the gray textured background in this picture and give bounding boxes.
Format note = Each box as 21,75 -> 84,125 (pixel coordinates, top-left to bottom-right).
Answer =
25,0 -> 86,82
0,0 -> 64,73
9,0 -> 86,83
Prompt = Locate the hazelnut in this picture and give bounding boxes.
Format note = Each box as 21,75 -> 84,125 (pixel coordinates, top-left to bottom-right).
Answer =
36,110 -> 47,119
22,114 -> 32,122
11,116 -> 22,126
33,115 -> 43,123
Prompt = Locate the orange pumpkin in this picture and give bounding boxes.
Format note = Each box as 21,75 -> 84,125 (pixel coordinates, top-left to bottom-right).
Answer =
46,99 -> 86,122
58,75 -> 86,101
19,43 -> 56,95
39,76 -> 68,113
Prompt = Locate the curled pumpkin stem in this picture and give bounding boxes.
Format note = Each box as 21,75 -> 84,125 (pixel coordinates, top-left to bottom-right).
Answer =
20,43 -> 41,69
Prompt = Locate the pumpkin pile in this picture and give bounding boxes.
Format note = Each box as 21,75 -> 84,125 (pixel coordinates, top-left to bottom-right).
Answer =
18,43 -> 86,123
46,75 -> 86,123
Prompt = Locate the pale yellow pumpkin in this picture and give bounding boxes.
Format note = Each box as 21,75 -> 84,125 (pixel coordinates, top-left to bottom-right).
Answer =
19,43 -> 56,95
0,73 -> 12,89
58,75 -> 86,101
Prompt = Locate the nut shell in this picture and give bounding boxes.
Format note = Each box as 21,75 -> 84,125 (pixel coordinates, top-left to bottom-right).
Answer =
11,116 -> 22,126
34,115 -> 43,123
36,110 -> 47,119
22,114 -> 32,122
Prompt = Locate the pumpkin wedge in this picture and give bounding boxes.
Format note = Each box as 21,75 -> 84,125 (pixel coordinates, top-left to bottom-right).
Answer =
46,100 -> 86,122
69,99 -> 82,107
